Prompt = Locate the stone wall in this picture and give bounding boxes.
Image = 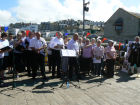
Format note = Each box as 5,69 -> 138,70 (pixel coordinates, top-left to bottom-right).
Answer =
104,8 -> 139,41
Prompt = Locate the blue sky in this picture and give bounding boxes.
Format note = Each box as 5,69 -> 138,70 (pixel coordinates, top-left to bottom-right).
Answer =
0,0 -> 140,25
0,0 -> 18,10
0,0 -> 139,10
121,0 -> 140,7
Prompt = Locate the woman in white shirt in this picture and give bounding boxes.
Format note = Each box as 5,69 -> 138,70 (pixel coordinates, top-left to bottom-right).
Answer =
93,39 -> 104,76
0,33 -> 10,86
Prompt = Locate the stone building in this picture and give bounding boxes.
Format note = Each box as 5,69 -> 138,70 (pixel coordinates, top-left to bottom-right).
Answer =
104,8 -> 140,42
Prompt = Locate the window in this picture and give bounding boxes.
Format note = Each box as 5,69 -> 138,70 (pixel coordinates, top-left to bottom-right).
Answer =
114,18 -> 123,33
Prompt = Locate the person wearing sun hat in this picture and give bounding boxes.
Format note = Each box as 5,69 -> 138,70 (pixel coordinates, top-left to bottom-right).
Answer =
105,40 -> 117,78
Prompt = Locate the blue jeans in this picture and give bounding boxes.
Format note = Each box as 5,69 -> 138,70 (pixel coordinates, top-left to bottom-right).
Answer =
94,63 -> 101,76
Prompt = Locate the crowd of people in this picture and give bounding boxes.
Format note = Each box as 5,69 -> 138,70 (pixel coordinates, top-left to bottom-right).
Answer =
0,31 -> 140,87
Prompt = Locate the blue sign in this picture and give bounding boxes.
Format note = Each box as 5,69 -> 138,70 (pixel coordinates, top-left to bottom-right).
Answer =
65,33 -> 69,36
4,27 -> 8,32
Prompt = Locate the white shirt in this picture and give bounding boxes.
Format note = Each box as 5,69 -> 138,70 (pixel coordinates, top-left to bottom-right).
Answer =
3,39 -> 9,56
26,37 -> 35,50
105,46 -> 116,59
93,46 -> 104,63
47,43 -> 52,55
67,39 -> 79,54
21,36 -> 26,43
50,37 -> 64,50
0,39 -> 9,58
29,37 -> 47,55
92,43 -> 97,48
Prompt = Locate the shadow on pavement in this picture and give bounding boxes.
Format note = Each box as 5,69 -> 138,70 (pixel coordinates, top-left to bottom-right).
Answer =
115,71 -> 136,82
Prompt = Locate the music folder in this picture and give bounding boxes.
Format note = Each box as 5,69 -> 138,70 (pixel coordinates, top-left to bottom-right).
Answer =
61,49 -> 77,57
0,46 -> 12,51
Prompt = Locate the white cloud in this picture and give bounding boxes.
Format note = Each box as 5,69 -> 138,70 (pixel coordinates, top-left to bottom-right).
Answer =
1,0 -> 140,25
0,10 -> 16,26
13,0 -> 83,23
12,0 -> 129,23
87,0 -> 125,21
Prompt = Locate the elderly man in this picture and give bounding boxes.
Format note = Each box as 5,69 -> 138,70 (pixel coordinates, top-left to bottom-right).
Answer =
128,36 -> 140,77
50,32 -> 64,78
29,32 -> 47,80
24,32 -> 35,76
67,33 -> 80,80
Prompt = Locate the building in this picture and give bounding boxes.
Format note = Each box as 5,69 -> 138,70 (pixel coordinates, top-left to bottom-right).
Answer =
104,8 -> 140,41
39,22 -> 51,31
8,28 -> 20,35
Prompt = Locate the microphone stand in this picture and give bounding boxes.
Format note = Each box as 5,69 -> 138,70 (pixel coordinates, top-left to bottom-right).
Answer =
59,50 -> 80,88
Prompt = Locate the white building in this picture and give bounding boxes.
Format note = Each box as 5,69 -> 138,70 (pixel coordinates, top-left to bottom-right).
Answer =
21,24 -> 38,32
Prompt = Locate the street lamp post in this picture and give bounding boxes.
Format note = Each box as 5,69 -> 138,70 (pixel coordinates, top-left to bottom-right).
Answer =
83,0 -> 85,34
83,0 -> 89,36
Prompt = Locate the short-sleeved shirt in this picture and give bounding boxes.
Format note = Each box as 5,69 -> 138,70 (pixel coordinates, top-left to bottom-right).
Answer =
0,39 -> 9,58
93,46 -> 104,63
47,43 -> 52,55
92,43 -> 96,48
29,37 -> 47,55
21,36 -> 26,48
3,39 -> 9,56
82,45 -> 92,58
0,40 -> 4,58
67,39 -> 79,54
26,37 -> 35,50
49,37 -> 64,50
105,46 -> 116,59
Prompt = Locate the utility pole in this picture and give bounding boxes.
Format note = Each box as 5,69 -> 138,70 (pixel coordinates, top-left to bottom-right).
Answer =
83,0 -> 85,34
83,0 -> 89,36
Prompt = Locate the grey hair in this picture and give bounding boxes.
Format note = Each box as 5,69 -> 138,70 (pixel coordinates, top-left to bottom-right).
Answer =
135,36 -> 140,40
91,38 -> 96,41
97,39 -> 101,43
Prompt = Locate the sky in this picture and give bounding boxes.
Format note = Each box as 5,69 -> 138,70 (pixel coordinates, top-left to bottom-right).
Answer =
0,0 -> 140,26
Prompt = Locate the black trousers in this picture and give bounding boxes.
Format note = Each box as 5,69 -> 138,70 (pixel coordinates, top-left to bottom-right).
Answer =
129,55 -> 140,67
80,57 -> 92,73
8,50 -> 13,67
14,53 -> 25,72
106,59 -> 115,77
52,50 -> 61,77
94,63 -> 101,76
0,58 -> 3,71
2,56 -> 9,70
26,50 -> 33,75
48,54 -> 53,71
32,53 -> 46,78
0,58 -> 4,83
68,57 -> 80,79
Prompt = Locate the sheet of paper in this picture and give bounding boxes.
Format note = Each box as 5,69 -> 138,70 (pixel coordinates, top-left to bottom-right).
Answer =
0,42 -> 7,49
61,49 -> 77,57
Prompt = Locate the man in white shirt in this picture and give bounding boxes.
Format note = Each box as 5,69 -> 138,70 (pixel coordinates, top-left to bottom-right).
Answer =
21,31 -> 26,48
24,32 -> 34,76
29,32 -> 47,80
67,33 -> 80,80
49,32 -> 64,78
